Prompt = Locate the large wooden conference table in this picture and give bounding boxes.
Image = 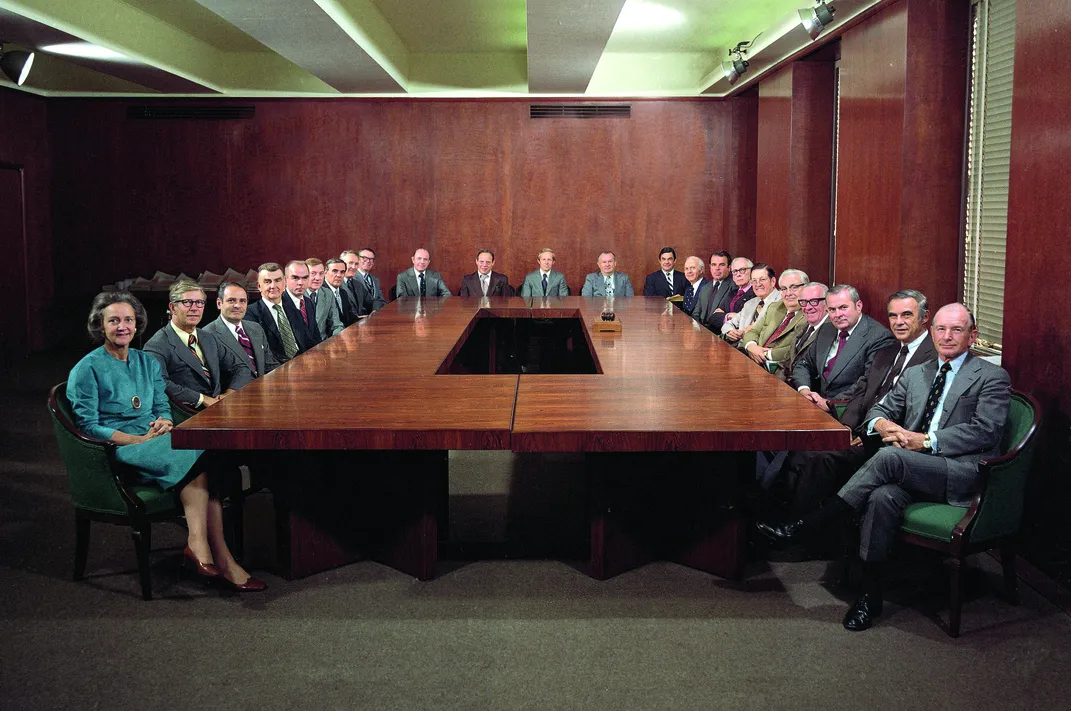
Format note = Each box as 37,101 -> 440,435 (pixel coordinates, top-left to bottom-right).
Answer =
172,296 -> 849,580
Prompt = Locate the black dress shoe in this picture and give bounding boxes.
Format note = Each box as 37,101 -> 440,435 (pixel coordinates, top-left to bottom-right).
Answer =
842,593 -> 884,631
754,519 -> 805,548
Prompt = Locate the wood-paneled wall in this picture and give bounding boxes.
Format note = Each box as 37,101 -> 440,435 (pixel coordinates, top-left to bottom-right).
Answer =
0,87 -> 51,357
48,98 -> 757,307
833,0 -> 967,313
1004,0 -> 1071,480
756,60 -> 835,284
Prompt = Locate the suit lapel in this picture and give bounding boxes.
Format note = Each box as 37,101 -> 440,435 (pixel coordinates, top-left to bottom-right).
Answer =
828,318 -> 868,381
166,326 -> 211,386
906,360 -> 940,430
939,355 -> 980,427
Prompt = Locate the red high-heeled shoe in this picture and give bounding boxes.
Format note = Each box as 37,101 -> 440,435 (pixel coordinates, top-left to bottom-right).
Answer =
183,546 -> 220,578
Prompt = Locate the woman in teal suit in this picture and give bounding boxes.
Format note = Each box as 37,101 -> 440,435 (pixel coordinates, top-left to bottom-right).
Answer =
67,291 -> 266,592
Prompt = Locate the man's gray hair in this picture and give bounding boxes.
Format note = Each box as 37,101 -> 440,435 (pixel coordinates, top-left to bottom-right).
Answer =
827,284 -> 860,302
780,269 -> 809,285
802,281 -> 829,295
888,289 -> 928,316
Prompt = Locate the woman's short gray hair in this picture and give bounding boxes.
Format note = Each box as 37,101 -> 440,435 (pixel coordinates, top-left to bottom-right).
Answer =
86,291 -> 147,344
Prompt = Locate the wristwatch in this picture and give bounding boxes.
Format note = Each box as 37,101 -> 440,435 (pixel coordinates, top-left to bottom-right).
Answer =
922,435 -> 933,454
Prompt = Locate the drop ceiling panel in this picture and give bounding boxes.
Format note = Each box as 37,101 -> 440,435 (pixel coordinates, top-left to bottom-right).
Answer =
527,0 -> 628,93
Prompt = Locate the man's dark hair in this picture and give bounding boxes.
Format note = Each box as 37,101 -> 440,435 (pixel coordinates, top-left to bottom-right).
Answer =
658,247 -> 677,259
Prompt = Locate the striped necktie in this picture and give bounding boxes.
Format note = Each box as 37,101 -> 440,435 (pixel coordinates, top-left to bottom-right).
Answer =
186,333 -> 211,381
918,362 -> 953,433
273,303 -> 299,359
234,324 -> 257,376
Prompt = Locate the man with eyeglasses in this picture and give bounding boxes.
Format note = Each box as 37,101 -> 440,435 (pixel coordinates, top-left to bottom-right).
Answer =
721,264 -> 781,343
204,281 -> 279,379
246,261 -> 322,363
757,303 -> 1010,632
741,269 -> 810,367
705,257 -> 754,332
783,282 -> 830,385
343,248 -> 387,318
304,257 -> 344,340
144,280 -> 252,409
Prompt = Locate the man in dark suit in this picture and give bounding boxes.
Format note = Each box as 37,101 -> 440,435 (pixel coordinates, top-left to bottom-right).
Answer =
759,303 -> 1011,631
203,281 -> 279,379
322,258 -> 358,325
642,246 -> 688,297
144,280 -> 252,410
680,256 -> 710,317
458,249 -> 514,297
771,289 -> 939,517
245,261 -> 322,363
792,284 -> 896,408
703,256 -> 754,332
304,257 -> 344,339
397,248 -> 451,298
343,248 -> 387,318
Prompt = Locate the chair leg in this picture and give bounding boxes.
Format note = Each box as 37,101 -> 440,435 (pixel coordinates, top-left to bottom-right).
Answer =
947,556 -> 964,638
73,513 -> 91,581
1001,545 -> 1020,605
131,523 -> 153,601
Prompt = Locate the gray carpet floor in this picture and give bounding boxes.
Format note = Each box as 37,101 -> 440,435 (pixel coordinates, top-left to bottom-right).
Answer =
3,351 -> 1070,710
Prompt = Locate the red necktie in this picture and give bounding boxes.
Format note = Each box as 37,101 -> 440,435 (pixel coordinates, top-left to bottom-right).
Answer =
763,312 -> 795,347
823,330 -> 849,379
299,297 -> 308,325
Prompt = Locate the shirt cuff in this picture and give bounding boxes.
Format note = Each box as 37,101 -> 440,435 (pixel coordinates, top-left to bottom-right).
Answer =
866,417 -> 881,436
196,393 -> 204,408
930,432 -> 939,454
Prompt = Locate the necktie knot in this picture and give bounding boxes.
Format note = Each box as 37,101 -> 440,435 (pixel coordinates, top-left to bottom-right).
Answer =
839,329 -> 848,340
187,334 -> 196,348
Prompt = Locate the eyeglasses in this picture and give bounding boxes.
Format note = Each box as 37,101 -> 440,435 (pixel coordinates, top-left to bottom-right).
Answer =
798,298 -> 826,308
359,255 -> 375,261
779,283 -> 804,292
750,277 -> 771,286
173,299 -> 206,308
730,267 -> 750,274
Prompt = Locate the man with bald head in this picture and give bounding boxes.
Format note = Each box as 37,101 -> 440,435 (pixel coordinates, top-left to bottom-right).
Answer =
680,256 -> 709,316
758,303 -> 1011,632
581,251 -> 634,297
397,248 -> 451,298
245,260 -> 322,362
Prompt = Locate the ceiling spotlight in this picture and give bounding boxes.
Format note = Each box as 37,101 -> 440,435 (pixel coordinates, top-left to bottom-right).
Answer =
0,43 -> 35,86
722,41 -> 753,85
799,1 -> 836,41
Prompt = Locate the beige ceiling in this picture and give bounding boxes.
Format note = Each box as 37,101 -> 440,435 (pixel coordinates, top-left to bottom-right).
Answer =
0,0 -> 881,98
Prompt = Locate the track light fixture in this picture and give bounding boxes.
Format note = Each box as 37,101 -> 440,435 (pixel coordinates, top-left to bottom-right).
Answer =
0,42 -> 35,86
722,40 -> 753,85
799,1 -> 836,41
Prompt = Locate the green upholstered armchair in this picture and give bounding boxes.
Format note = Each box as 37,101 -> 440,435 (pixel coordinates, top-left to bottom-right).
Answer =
898,389 -> 1042,637
48,382 -> 182,600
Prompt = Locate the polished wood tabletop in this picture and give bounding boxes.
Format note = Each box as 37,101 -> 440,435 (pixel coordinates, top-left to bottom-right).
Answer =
172,296 -> 849,452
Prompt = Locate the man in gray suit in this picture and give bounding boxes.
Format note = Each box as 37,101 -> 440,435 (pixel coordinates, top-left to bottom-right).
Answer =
304,258 -> 344,339
203,282 -> 279,380
581,251 -> 635,297
345,248 -> 387,318
519,248 -> 569,298
759,303 -> 1010,631
144,280 -> 252,410
792,284 -> 896,408
397,248 -> 451,298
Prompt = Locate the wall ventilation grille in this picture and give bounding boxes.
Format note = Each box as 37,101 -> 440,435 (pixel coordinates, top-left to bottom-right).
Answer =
529,104 -> 631,119
127,106 -> 256,120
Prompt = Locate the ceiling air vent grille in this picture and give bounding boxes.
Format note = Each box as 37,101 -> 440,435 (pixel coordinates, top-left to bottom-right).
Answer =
530,104 -> 631,120
127,105 -> 256,120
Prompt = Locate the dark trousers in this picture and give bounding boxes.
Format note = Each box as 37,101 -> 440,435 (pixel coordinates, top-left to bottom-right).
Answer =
782,446 -> 870,517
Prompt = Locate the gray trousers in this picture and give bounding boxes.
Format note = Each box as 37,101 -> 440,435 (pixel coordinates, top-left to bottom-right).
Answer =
837,447 -> 951,562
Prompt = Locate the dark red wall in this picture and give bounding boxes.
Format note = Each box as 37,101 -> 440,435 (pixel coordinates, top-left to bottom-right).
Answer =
1004,0 -> 1071,485
832,0 -> 967,312
0,87 -> 51,356
47,98 -> 757,306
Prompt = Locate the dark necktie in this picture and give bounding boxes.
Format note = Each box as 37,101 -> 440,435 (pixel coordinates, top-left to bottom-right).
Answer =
876,344 -> 911,399
684,283 -> 696,312
542,273 -> 548,296
299,296 -> 308,324
234,324 -> 257,376
187,334 -> 211,381
419,272 -> 426,297
665,272 -> 674,292
795,325 -> 814,351
308,289 -> 317,306
823,329 -> 849,379
751,299 -> 766,324
365,274 -> 374,297
763,311 -> 795,347
918,362 -> 953,433
273,303 -> 299,359
730,288 -> 747,313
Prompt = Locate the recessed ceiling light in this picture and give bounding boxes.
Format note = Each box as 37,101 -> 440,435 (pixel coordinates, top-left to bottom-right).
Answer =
42,42 -> 130,61
616,2 -> 685,31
